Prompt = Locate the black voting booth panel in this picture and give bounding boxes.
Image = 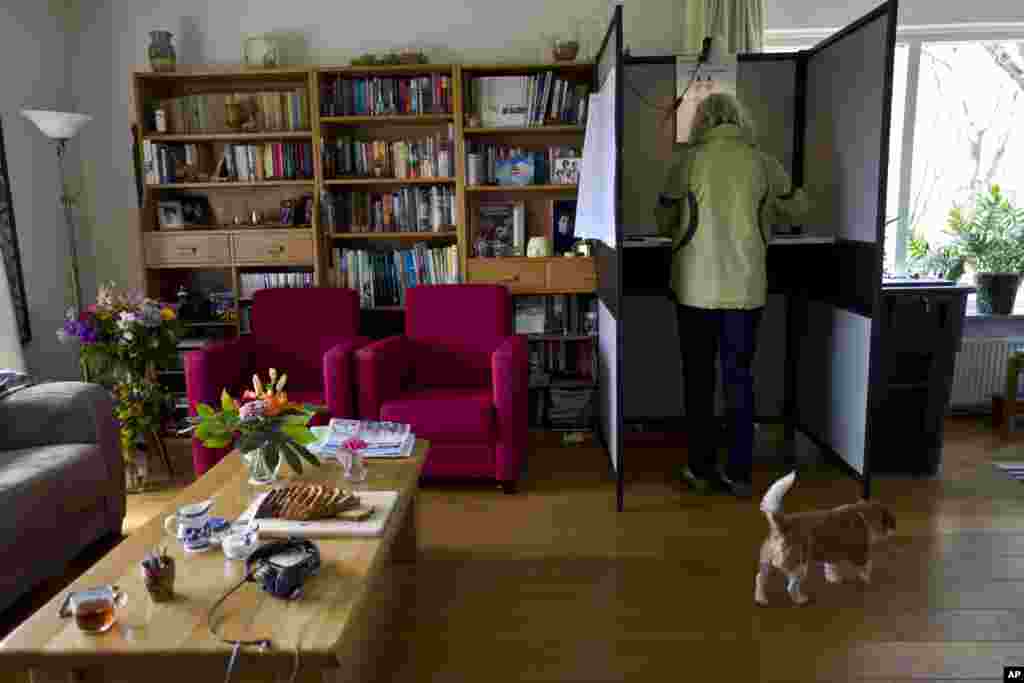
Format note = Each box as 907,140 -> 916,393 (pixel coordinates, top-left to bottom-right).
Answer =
590,7 -> 626,511
615,1 -> 899,501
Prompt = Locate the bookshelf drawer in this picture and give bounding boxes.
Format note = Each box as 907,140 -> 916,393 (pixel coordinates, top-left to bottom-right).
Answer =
145,233 -> 230,266
232,233 -> 313,264
546,258 -> 596,292
467,259 -> 546,292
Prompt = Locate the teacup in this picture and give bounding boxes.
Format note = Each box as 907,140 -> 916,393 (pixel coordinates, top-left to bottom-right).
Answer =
164,499 -> 214,540
59,585 -> 128,634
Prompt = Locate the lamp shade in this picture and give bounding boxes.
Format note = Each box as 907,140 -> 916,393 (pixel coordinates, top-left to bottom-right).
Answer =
20,109 -> 92,140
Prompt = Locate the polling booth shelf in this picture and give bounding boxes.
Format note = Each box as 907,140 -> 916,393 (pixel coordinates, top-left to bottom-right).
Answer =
614,0 -> 899,504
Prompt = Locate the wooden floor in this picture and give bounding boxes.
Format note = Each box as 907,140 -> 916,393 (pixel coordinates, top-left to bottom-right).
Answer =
6,418 -> 1024,682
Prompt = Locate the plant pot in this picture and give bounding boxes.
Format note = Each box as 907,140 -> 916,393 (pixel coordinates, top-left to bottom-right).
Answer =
244,446 -> 283,486
975,272 -> 1021,315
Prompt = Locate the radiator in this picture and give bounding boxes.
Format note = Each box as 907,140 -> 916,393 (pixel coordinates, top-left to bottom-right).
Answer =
950,337 -> 1024,410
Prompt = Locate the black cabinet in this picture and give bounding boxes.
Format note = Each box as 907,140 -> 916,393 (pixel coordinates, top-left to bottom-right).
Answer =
868,286 -> 973,475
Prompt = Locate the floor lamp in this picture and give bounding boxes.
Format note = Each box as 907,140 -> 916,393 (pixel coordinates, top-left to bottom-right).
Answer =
20,109 -> 92,316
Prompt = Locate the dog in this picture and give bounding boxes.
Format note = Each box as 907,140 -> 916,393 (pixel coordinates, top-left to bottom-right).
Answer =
754,472 -> 895,606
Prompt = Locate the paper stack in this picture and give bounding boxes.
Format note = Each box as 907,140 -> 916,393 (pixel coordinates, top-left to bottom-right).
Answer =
308,419 -> 415,459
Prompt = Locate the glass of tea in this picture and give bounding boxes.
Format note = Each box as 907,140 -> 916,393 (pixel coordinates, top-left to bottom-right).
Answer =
59,586 -> 128,634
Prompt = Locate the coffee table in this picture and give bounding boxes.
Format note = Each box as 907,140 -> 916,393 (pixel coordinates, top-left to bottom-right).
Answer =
0,441 -> 426,683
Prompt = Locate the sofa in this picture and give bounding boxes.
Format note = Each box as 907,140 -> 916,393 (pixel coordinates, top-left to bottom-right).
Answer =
185,287 -> 368,476
356,284 -> 529,493
0,382 -> 125,614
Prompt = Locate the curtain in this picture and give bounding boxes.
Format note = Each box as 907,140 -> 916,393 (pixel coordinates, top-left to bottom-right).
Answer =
0,254 -> 26,372
703,0 -> 765,54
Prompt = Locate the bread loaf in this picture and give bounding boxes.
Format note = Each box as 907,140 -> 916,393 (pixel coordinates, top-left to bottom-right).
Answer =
254,484 -> 360,521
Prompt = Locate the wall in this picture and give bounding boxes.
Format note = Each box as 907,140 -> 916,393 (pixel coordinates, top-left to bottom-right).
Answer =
0,1 -> 81,379
766,0 -> 1024,30
69,0 -> 613,294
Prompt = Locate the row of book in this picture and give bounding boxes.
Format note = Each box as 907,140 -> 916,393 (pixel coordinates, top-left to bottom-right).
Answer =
239,272 -> 314,300
529,341 -> 596,383
322,132 -> 454,180
321,187 -> 456,233
331,244 -> 459,308
153,89 -> 310,134
319,75 -> 453,117
467,144 -> 580,186
222,143 -> 315,182
515,295 -> 598,336
141,141 -> 315,184
470,74 -> 590,127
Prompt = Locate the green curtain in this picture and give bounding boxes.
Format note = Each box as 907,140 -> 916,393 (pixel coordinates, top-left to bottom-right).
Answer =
701,0 -> 765,54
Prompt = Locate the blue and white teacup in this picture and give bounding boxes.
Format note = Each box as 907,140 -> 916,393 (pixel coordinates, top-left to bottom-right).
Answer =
163,499 -> 214,540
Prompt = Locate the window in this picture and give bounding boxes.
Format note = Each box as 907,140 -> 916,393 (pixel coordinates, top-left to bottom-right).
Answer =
770,26 -> 1024,316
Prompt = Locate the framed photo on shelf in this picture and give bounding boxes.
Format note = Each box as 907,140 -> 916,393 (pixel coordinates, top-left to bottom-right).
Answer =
179,196 -> 210,227
550,199 -> 578,255
157,200 -> 185,230
551,157 -> 581,185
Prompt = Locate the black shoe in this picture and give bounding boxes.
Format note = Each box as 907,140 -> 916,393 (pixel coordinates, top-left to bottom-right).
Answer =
679,465 -> 721,494
718,468 -> 753,498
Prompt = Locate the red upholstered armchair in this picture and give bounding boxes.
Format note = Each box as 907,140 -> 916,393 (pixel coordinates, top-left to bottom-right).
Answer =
184,288 -> 368,476
356,285 -> 529,493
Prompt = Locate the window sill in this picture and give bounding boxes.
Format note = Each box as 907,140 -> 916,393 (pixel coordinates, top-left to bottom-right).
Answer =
966,313 -> 1024,320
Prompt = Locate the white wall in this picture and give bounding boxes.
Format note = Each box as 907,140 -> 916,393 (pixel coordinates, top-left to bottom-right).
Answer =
0,1 -> 81,380
766,0 -> 1024,30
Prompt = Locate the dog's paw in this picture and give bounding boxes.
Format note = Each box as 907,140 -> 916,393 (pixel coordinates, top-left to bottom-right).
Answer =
790,592 -> 811,606
755,597 -> 770,607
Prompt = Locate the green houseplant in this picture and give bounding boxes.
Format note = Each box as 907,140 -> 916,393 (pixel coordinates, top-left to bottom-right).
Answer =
945,184 -> 1024,315
907,234 -> 966,282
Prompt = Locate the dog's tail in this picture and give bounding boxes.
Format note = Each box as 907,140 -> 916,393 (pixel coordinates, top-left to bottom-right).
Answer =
761,471 -> 796,532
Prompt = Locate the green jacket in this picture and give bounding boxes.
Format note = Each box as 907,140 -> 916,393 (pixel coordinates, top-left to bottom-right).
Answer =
654,124 -> 810,309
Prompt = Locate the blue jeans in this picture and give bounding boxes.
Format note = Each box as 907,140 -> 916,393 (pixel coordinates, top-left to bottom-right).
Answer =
676,305 -> 764,483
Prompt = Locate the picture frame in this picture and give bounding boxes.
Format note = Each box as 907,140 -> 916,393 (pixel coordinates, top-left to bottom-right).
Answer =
0,118 -> 31,343
157,200 -> 185,229
551,157 -> 581,185
179,196 -> 210,227
550,199 -> 578,254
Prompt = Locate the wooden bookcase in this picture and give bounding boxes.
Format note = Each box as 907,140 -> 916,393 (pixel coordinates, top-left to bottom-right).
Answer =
457,62 -> 597,295
131,62 -> 598,428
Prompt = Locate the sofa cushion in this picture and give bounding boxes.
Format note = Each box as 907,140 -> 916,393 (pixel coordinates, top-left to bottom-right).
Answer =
0,444 -> 111,524
380,387 -> 494,443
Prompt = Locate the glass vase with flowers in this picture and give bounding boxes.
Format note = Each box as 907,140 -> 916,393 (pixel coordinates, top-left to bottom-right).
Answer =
187,369 -> 323,485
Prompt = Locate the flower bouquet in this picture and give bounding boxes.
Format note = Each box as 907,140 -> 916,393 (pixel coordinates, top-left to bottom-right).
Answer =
58,283 -> 183,488
189,369 -> 323,485
58,282 -> 183,384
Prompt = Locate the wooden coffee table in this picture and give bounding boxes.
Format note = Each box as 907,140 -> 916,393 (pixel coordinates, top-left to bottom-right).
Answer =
0,441 -> 426,683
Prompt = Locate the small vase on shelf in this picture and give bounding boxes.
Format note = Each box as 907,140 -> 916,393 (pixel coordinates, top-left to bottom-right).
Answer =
148,31 -> 177,73
244,446 -> 282,486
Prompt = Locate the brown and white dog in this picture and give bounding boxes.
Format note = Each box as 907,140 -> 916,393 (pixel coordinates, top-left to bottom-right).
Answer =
755,472 -> 895,606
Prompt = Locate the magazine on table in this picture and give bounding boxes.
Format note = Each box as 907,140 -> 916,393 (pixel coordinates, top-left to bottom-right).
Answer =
309,419 -> 415,459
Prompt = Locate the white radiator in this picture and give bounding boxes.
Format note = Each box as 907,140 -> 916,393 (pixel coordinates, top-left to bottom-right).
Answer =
950,337 -> 1024,410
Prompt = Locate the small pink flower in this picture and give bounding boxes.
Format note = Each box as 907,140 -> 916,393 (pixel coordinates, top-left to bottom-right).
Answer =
341,438 -> 367,452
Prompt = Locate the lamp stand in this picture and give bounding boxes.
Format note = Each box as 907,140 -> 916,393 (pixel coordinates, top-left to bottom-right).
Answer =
55,139 -> 82,317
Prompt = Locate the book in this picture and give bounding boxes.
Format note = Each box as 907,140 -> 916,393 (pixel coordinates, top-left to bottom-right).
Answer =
477,203 -> 516,257
475,76 -> 528,127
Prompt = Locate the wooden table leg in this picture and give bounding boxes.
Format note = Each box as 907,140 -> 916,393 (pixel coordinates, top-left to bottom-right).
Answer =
392,494 -> 418,565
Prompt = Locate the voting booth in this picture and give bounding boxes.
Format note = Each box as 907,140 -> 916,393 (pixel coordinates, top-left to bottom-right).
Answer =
590,1 -> 900,508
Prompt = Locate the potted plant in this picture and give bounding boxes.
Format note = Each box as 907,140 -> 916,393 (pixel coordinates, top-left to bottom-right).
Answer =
188,368 -> 322,485
945,184 -> 1024,315
907,234 -> 966,282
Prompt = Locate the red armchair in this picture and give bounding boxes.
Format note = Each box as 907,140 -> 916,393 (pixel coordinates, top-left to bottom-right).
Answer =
185,288 -> 368,476
356,285 -> 529,493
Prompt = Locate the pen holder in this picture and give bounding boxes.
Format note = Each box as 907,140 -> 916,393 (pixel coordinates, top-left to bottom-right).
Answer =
141,556 -> 176,603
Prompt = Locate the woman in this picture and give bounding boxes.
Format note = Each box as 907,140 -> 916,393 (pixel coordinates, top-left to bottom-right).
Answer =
655,93 -> 809,498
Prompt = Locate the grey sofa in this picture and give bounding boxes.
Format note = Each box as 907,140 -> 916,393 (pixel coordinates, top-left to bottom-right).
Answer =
0,382 -> 125,614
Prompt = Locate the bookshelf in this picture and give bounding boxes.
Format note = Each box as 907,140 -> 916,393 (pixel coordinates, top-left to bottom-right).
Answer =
132,61 -> 600,421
